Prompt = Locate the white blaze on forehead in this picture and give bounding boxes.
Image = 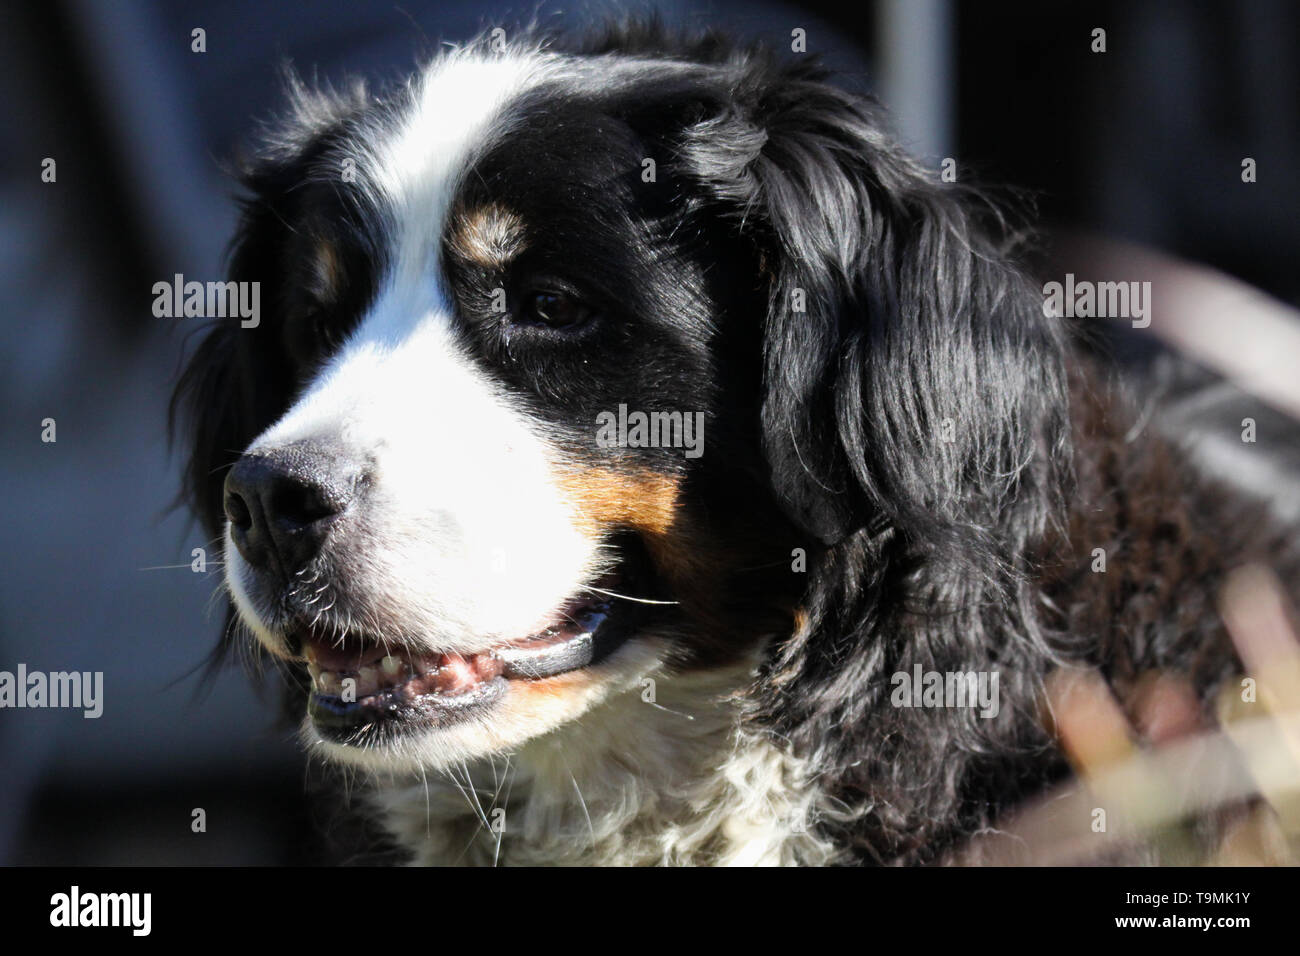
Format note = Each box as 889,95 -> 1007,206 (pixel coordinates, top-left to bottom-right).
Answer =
371,50 -> 543,201
356,48 -> 551,340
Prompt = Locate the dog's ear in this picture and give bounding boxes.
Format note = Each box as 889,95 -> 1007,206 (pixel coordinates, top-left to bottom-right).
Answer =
678,60 -> 1074,859
170,74 -> 368,540
680,60 -> 1069,561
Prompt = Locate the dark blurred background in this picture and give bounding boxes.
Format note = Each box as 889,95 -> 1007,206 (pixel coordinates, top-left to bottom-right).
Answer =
2,0 -> 1296,864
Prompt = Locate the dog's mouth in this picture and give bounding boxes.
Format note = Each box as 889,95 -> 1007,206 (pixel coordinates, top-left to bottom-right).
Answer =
271,532 -> 667,747
292,571 -> 647,745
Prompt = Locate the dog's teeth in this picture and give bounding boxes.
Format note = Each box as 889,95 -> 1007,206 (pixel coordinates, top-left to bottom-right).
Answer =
318,671 -> 341,694
410,655 -> 439,676
357,666 -> 379,697
307,662 -> 321,681
381,655 -> 404,677
303,644 -> 318,663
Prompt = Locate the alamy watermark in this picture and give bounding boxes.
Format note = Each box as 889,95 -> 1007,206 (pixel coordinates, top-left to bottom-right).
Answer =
152,273 -> 260,327
50,886 -> 150,936
0,663 -> 103,718
1042,273 -> 1151,328
890,665 -> 1000,719
596,404 -> 704,458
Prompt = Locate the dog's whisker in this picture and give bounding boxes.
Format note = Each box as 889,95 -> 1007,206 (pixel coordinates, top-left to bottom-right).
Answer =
579,586 -> 679,606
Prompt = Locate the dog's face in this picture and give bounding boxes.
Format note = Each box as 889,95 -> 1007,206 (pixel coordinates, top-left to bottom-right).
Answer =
200,49 -> 799,771
178,35 -> 1066,777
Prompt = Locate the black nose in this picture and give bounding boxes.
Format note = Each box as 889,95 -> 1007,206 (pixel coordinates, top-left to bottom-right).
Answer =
223,443 -> 360,579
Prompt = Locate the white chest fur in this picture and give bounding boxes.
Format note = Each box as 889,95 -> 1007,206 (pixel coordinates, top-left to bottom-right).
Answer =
365,664 -> 848,866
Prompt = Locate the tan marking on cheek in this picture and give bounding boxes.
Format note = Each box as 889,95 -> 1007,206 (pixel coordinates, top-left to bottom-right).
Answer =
312,240 -> 343,301
553,466 -> 781,669
448,203 -> 527,269
553,467 -> 713,586
554,468 -> 682,538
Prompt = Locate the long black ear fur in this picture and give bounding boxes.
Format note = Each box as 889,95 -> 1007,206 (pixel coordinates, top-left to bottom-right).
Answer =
680,53 -> 1074,861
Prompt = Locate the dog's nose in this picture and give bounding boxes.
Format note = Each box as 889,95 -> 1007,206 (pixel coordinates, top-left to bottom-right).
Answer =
223,443 -> 360,578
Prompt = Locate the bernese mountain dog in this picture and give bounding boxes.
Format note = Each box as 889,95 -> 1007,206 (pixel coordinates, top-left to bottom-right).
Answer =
173,23 -> 1300,865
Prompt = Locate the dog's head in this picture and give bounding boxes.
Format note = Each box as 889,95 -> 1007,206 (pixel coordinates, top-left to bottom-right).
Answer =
175,27 -> 1067,774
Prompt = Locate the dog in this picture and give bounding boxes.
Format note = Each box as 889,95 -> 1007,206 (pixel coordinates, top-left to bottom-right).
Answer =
173,23 -> 1300,865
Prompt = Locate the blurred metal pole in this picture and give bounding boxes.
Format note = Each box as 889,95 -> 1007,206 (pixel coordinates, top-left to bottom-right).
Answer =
876,0 -> 953,162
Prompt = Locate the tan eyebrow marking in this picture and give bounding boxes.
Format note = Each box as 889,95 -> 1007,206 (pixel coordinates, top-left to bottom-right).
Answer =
311,240 -> 343,301
447,203 -> 528,269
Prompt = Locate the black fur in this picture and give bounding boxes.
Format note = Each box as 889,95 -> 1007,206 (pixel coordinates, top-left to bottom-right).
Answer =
173,21 -> 1298,864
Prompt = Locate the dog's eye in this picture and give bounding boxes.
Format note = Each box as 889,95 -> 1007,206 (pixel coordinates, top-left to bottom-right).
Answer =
519,290 -> 593,329
285,308 -> 338,366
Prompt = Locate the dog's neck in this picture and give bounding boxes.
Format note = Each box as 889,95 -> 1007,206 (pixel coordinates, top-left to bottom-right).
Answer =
366,659 -> 847,865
